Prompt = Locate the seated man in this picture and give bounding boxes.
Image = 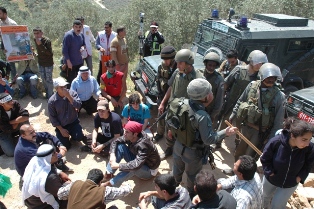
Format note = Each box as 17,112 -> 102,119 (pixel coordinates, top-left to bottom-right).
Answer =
22,144 -> 69,209
0,93 -> 29,157
103,121 -> 161,187
70,66 -> 104,115
100,60 -> 126,116
14,124 -> 72,177
138,174 -> 191,209
16,58 -> 39,99
48,77 -> 88,150
217,155 -> 262,209
0,70 -> 13,95
122,92 -> 152,138
87,100 -> 123,156
58,168 -> 132,209
190,169 -> 236,209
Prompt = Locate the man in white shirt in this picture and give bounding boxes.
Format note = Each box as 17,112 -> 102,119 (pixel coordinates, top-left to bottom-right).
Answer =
76,16 -> 95,74
95,21 -> 117,83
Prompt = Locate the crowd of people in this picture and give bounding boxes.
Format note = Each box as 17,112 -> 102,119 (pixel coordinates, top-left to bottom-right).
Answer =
1,5 -> 314,209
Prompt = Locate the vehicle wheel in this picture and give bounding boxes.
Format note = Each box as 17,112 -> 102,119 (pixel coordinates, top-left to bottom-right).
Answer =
284,85 -> 298,96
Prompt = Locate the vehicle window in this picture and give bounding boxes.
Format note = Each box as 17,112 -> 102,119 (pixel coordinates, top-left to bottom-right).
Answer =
288,40 -> 314,52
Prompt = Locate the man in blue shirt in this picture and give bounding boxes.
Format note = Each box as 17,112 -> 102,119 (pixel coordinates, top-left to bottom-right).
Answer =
70,66 -> 104,115
48,77 -> 88,150
14,124 -> 71,177
62,20 -> 85,86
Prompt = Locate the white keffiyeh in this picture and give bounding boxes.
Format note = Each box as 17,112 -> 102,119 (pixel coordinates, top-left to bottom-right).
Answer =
22,154 -> 59,209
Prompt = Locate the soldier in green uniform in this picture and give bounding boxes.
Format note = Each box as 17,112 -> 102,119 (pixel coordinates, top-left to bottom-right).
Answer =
231,63 -> 285,161
158,49 -> 203,160
216,50 -> 268,151
218,49 -> 245,79
153,46 -> 177,143
171,78 -> 237,197
201,52 -> 224,124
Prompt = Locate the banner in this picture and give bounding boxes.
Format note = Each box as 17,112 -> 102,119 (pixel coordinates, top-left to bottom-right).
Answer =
0,25 -> 34,62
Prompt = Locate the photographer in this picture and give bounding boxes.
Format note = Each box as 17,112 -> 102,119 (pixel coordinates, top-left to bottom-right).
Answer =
143,21 -> 164,57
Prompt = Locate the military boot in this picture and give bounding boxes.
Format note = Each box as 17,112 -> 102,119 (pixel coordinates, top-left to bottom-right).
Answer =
152,134 -> 163,143
159,147 -> 173,160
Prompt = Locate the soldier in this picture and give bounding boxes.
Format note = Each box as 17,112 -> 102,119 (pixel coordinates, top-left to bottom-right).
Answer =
171,78 -> 237,198
153,46 -> 177,143
201,52 -> 224,124
215,50 -> 268,150
158,49 -> 203,160
231,63 -> 285,161
218,49 -> 245,78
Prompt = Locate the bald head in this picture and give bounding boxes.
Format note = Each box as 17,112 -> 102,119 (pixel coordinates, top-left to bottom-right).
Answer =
20,124 -> 36,142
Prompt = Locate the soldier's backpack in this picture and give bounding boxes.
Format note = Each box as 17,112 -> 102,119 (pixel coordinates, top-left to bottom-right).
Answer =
166,97 -> 201,147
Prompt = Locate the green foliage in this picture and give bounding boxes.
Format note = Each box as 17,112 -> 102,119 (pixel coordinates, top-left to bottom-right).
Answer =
2,0 -> 314,62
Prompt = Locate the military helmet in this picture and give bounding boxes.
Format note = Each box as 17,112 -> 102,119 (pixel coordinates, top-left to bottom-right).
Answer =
187,78 -> 212,100
175,49 -> 194,65
203,52 -> 221,65
259,63 -> 282,81
160,46 -> 176,59
247,50 -> 268,65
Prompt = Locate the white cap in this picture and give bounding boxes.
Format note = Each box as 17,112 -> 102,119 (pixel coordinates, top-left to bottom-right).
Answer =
53,77 -> 68,88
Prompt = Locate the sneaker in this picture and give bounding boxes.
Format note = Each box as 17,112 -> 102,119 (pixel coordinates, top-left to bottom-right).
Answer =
159,147 -> 173,160
152,134 -> 163,143
210,143 -> 221,150
104,173 -> 114,181
80,145 -> 92,152
222,169 -> 234,175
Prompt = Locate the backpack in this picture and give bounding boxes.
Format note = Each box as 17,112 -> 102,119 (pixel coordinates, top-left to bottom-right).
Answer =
166,97 -> 201,147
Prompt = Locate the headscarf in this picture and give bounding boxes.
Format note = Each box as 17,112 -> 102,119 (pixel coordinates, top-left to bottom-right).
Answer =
22,150 -> 59,209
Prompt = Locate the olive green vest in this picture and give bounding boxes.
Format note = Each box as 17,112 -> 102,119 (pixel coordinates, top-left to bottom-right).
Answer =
158,60 -> 175,94
171,68 -> 203,99
225,66 -> 256,113
237,80 -> 280,128
167,98 -> 200,147
203,70 -> 220,114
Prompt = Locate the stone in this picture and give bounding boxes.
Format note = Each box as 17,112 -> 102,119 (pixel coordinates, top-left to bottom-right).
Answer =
304,173 -> 314,187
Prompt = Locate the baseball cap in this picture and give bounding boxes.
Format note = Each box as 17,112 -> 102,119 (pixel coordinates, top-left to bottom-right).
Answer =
150,21 -> 158,28
53,77 -> 68,87
97,100 -> 109,110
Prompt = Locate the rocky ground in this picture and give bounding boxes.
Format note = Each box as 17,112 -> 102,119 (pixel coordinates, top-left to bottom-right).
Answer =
0,94 -> 313,208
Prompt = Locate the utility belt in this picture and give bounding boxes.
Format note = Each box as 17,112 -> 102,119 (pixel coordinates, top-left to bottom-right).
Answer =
245,122 -> 269,132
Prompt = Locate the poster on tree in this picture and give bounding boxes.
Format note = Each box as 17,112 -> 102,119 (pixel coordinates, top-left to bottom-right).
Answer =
0,25 -> 34,62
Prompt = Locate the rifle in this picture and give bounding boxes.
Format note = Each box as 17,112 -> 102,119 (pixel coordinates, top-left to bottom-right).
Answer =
149,110 -> 168,130
204,145 -> 216,170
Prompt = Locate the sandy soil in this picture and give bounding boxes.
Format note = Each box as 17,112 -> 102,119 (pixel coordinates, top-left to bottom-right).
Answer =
0,95 -> 238,209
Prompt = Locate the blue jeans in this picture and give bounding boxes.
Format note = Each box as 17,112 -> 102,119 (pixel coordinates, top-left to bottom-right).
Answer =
16,72 -> 38,98
173,140 -> 203,195
107,144 -> 153,187
39,65 -> 53,99
263,176 -> 298,209
0,132 -> 17,157
55,119 -> 85,150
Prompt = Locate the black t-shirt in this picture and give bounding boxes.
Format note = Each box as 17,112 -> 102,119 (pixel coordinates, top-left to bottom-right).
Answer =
94,112 -> 123,141
190,190 -> 237,209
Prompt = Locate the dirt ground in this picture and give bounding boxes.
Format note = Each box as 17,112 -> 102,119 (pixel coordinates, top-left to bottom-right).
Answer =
0,94 -> 240,209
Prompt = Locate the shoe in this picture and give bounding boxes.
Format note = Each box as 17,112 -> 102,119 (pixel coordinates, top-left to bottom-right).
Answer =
80,145 -> 92,152
152,134 -> 163,143
159,147 -> 173,160
104,173 -> 114,181
222,169 -> 234,175
82,136 -> 92,146
55,159 -> 74,173
210,143 -> 221,150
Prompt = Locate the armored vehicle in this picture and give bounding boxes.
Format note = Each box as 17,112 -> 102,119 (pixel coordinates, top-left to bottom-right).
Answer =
131,12 -> 314,109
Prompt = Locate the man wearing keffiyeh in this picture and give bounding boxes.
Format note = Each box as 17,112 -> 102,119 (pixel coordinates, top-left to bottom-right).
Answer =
0,92 -> 29,156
